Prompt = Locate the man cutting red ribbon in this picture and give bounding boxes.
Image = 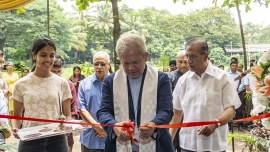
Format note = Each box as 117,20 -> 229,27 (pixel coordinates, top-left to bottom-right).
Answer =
97,34 -> 174,152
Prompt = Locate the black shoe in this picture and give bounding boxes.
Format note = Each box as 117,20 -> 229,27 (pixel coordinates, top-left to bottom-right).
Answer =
238,127 -> 244,131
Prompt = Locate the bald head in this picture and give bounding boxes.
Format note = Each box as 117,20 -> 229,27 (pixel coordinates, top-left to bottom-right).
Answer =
177,51 -> 185,59
237,63 -> 243,72
176,50 -> 189,74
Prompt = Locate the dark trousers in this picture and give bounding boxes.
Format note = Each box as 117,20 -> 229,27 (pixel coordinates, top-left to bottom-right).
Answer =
81,144 -> 104,152
173,129 -> 181,152
236,92 -> 244,127
228,92 -> 244,129
18,135 -> 68,152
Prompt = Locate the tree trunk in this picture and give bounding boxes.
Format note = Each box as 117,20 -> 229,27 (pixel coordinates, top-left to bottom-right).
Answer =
111,0 -> 121,71
0,38 -> 6,51
236,0 -> 248,71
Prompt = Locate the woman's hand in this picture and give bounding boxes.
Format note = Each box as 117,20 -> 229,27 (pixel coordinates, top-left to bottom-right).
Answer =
12,128 -> 20,139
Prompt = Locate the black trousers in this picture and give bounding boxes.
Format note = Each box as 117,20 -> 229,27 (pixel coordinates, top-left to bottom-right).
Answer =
173,129 -> 181,152
18,135 -> 68,152
81,144 -> 104,152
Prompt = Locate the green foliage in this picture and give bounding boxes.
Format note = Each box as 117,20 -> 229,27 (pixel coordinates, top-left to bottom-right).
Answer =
14,61 -> 28,78
75,0 -> 122,11
243,22 -> 262,43
0,143 -> 17,152
245,91 -> 253,100
183,7 -> 241,47
0,0 -> 72,60
257,24 -> 270,43
228,133 -> 270,151
209,47 -> 225,65
159,55 -> 169,69
62,67 -> 73,79
259,60 -> 270,80
80,62 -> 94,77
179,0 -> 270,13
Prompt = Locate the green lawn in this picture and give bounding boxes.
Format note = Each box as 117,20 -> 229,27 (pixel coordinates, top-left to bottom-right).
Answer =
62,67 -> 73,79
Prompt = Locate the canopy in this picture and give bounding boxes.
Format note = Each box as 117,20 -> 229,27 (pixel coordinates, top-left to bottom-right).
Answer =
0,0 -> 34,11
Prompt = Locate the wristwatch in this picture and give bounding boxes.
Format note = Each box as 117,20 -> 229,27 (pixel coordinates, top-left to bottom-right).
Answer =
214,119 -> 221,128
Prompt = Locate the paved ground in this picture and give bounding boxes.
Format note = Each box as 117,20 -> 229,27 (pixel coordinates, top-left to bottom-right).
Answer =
4,128 -> 246,152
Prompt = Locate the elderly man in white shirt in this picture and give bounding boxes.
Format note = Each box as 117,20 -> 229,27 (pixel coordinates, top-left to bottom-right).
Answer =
169,39 -> 241,152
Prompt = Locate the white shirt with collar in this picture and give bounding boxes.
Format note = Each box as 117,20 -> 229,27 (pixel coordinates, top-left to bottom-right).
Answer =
244,73 -> 256,92
228,70 -> 245,93
173,61 -> 241,151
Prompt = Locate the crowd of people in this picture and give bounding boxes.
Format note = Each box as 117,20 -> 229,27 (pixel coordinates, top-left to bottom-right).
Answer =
0,34 -> 257,152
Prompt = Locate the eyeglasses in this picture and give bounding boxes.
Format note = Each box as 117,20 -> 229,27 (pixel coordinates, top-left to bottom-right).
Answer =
94,62 -> 107,67
184,53 -> 205,60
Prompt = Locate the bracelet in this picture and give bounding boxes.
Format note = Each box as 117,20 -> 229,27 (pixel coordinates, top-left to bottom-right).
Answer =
214,119 -> 221,127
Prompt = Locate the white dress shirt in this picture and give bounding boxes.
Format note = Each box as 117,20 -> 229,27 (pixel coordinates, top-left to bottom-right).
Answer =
173,61 -> 241,151
228,71 -> 245,93
244,73 -> 256,92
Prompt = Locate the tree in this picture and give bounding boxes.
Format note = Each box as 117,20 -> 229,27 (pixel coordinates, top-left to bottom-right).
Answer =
183,7 -> 241,48
88,2 -> 114,42
75,0 -> 121,69
257,25 -> 270,43
68,26 -> 88,61
243,22 -> 262,43
178,0 -> 270,70
66,5 -> 89,61
120,12 -> 150,39
137,7 -> 185,60
159,55 -> 169,70
209,47 -> 226,65
0,0 -> 71,60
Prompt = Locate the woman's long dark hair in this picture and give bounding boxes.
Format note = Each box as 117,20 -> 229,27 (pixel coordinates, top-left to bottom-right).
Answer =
31,38 -> 56,72
73,66 -> 82,77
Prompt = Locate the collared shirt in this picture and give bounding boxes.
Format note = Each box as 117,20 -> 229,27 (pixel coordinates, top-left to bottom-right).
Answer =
128,74 -> 143,150
78,73 -> 106,149
244,73 -> 256,92
228,71 -> 245,93
173,61 -> 241,151
167,70 -> 183,91
0,91 -> 8,126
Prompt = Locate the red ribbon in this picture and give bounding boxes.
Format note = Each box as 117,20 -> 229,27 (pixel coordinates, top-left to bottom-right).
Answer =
121,120 -> 139,143
2,112 -> 270,142
2,113 -> 270,128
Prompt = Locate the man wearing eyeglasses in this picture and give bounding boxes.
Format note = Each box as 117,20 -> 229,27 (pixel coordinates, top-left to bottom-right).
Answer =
78,51 -> 110,152
169,39 -> 241,152
97,34 -> 174,152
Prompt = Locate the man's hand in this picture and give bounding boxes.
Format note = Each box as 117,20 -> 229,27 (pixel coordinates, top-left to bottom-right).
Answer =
113,121 -> 131,142
139,122 -> 156,139
93,125 -> 107,138
197,124 -> 217,137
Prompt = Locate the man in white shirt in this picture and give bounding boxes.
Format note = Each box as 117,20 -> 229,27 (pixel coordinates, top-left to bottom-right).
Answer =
169,39 -> 241,152
228,62 -> 246,131
244,62 -> 256,117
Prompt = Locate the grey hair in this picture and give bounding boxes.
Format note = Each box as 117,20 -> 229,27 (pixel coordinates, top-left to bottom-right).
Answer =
93,51 -> 110,63
7,62 -> 14,66
116,34 -> 147,57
